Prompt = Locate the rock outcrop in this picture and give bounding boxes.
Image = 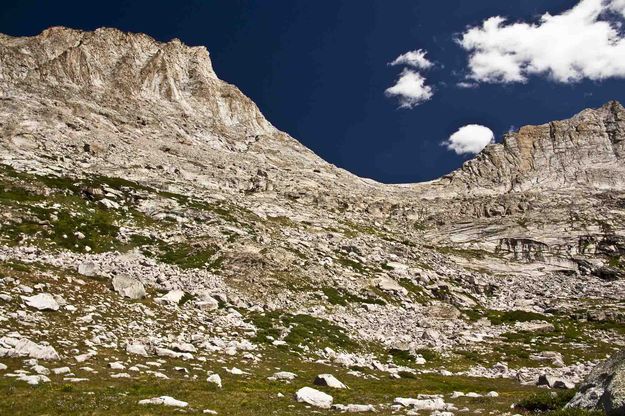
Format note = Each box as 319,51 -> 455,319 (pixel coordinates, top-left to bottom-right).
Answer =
568,350 -> 625,415
436,101 -> 625,195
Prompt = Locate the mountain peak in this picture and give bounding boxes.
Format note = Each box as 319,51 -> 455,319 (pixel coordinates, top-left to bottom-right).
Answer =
439,100 -> 625,195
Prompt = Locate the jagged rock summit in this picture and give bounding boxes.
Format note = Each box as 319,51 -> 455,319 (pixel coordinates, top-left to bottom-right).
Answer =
0,26 -> 371,200
419,100 -> 625,197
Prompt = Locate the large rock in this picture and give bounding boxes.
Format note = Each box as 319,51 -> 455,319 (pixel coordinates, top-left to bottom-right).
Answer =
126,343 -> 149,357
207,373 -> 222,388
514,320 -> 555,333
195,291 -> 219,311
155,290 -> 185,305
295,387 -> 333,409
22,293 -> 59,311
314,374 -> 347,389
138,396 -> 188,407
77,261 -> 96,276
0,337 -> 60,360
538,374 -> 575,389
567,350 -> 625,415
393,396 -> 448,411
111,276 -> 146,299
372,277 -> 407,296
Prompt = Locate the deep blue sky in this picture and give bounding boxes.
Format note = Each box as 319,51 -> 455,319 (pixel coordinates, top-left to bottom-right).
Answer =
1,0 -> 623,183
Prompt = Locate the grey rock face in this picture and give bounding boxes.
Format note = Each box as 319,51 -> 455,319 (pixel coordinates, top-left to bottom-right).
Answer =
568,350 -> 625,415
295,387 -> 333,409
439,100 -> 625,195
22,293 -> 60,311
314,373 -> 348,389
111,276 -> 146,299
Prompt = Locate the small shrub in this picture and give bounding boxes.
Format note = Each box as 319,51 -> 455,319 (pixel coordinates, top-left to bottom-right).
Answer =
516,390 -> 576,412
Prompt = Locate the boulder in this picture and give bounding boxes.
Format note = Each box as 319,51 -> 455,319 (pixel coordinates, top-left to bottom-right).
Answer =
155,290 -> 185,305
393,396 -> 448,411
514,320 -> 555,333
2,338 -> 60,360
77,261 -> 96,277
22,293 -> 59,311
538,374 -> 575,389
195,291 -> 219,311
314,374 -> 348,389
138,396 -> 188,407
372,277 -> 408,295
111,276 -> 145,299
126,343 -> 149,357
332,404 -> 376,412
269,371 -> 297,381
567,350 -> 625,415
295,387 -> 333,409
207,373 -> 222,388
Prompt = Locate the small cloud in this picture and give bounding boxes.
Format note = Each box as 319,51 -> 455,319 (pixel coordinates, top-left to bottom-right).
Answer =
384,69 -> 433,109
442,124 -> 494,155
457,0 -> 625,83
457,81 -> 479,89
389,49 -> 433,70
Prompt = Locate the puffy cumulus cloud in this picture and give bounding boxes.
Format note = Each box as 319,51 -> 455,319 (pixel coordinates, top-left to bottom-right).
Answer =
458,0 -> 625,83
389,49 -> 433,70
442,124 -> 494,155
384,69 -> 433,109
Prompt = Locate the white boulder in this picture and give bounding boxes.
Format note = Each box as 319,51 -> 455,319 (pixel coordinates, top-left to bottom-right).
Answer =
314,374 -> 347,389
23,293 -> 59,311
138,396 -> 188,407
295,387 -> 333,409
111,276 -> 145,299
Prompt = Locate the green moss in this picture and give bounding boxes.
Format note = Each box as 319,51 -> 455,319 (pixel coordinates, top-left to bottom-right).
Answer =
397,278 -> 430,304
154,241 -> 220,270
249,312 -> 356,351
321,287 -> 384,306
483,310 -> 550,325
516,390 -> 576,413
608,256 -> 622,268
335,255 -> 367,274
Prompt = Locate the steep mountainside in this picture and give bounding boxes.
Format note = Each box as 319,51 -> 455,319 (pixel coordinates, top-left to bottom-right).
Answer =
0,27 -> 624,415
441,101 -> 625,194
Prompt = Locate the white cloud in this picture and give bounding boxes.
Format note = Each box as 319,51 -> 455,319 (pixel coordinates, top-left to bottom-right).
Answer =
442,124 -> 494,155
458,0 -> 625,83
457,81 -> 479,89
389,49 -> 433,70
384,69 -> 433,108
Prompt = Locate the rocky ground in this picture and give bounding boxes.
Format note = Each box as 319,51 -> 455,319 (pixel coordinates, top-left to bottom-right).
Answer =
0,27 -> 624,415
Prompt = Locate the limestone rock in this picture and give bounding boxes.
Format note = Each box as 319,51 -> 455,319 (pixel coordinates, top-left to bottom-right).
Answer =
111,276 -> 146,299
295,387 -> 333,409
207,374 -> 222,388
22,293 -> 59,311
314,374 -> 347,389
77,261 -> 96,277
155,289 -> 185,305
568,350 -> 625,415
138,396 -> 188,408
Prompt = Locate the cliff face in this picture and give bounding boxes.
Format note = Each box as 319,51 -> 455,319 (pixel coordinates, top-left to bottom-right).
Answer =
0,26 -> 266,132
0,27 -> 373,202
448,102 -> 625,193
441,101 -> 625,194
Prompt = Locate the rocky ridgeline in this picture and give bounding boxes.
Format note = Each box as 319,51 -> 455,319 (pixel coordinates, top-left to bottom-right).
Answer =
0,27 -> 624,415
